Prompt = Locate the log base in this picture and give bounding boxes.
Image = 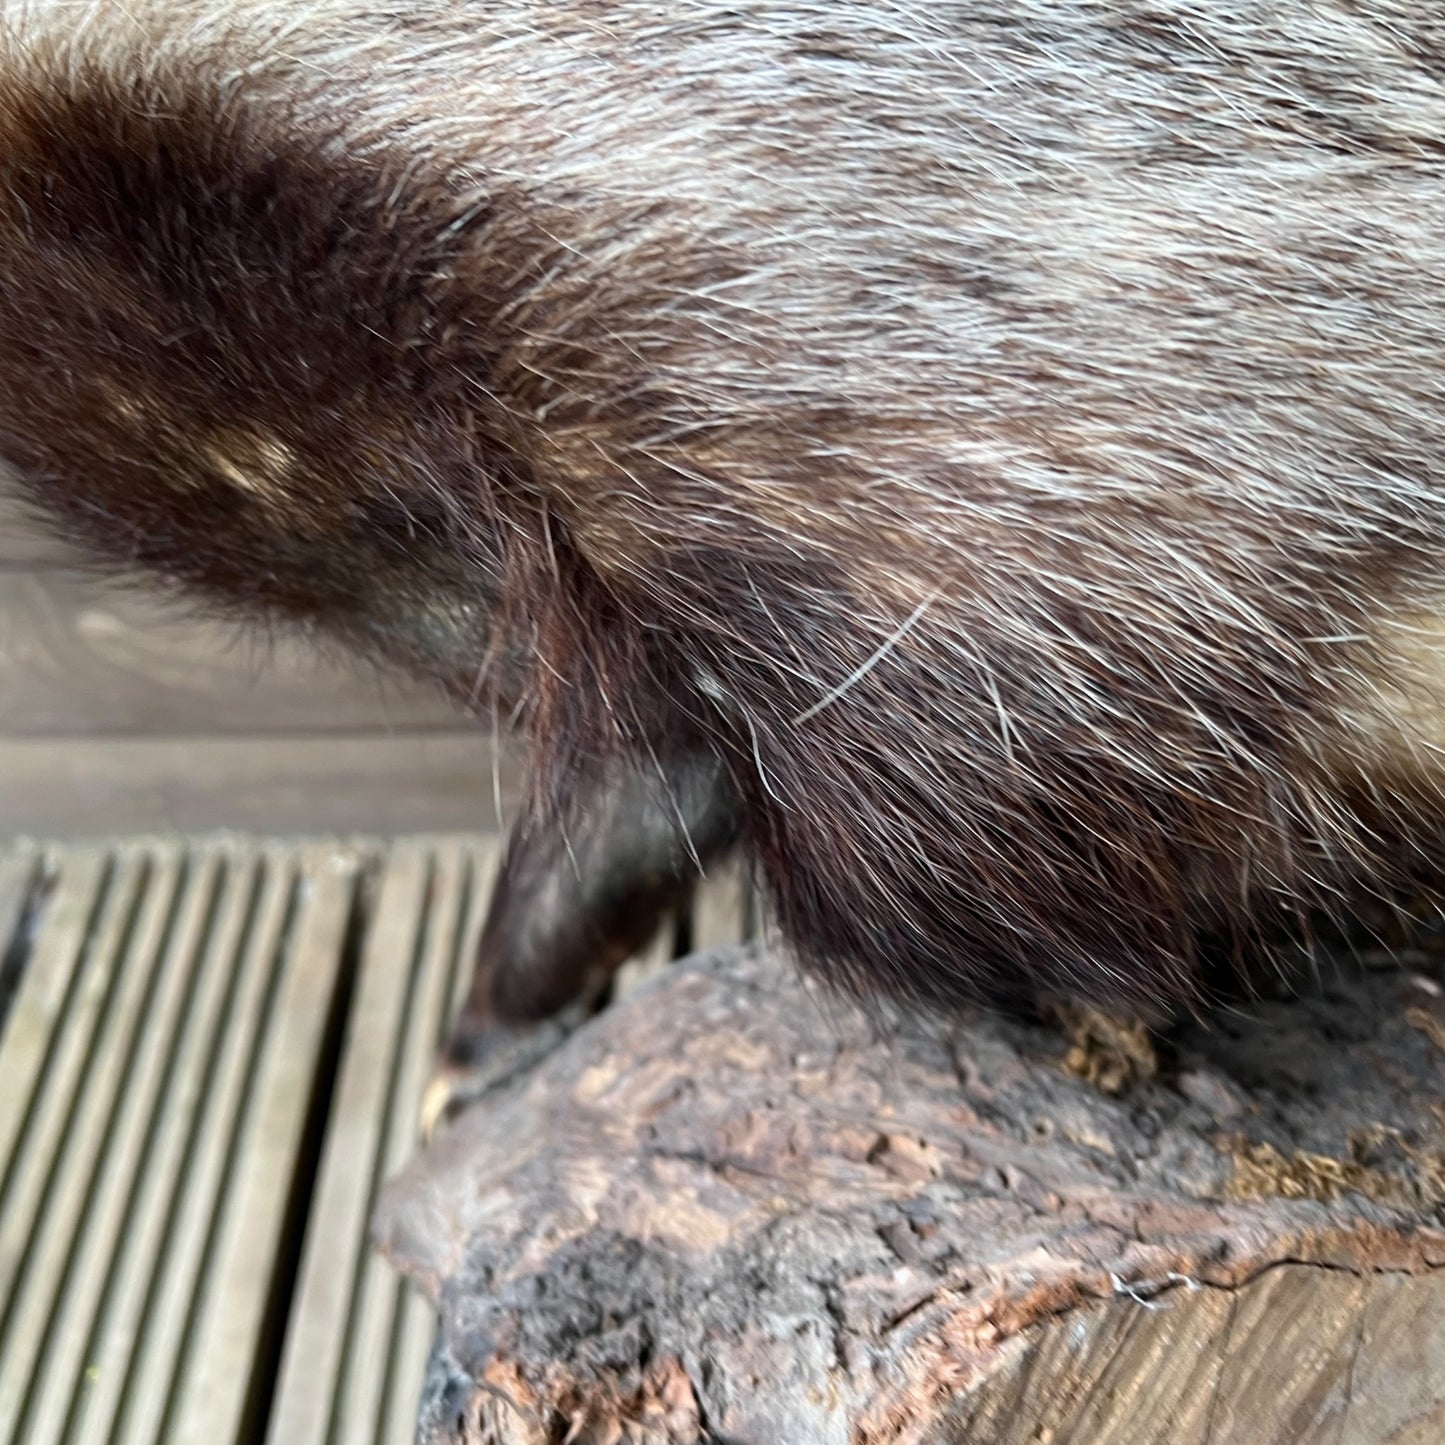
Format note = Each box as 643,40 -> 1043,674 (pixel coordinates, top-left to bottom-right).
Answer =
375,943 -> 1445,1444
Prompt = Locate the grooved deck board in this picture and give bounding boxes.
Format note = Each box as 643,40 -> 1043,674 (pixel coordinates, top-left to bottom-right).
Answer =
0,840 -> 368,1445
67,847 -> 275,1445
0,835 -> 750,1445
0,845 -> 186,1443
266,840 -> 496,1445
25,848 -> 228,1445
165,845 -> 360,1445
0,845 -> 41,1017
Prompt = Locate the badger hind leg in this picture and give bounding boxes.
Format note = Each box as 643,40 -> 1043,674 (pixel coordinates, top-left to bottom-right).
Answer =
420,752 -> 738,1139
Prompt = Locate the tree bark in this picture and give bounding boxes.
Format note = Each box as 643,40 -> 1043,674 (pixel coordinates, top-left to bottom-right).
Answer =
374,942 -> 1445,1445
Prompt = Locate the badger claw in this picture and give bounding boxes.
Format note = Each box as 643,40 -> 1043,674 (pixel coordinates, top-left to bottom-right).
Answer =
418,1007 -> 591,1145
418,1068 -> 467,1146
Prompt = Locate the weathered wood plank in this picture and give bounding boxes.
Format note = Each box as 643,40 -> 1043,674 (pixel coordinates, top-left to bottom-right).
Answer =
60,847 -> 265,1445
0,837 -> 529,1445
0,733 -> 517,838
374,842 -> 496,1444
384,1290 -> 447,1445
266,842 -> 434,1444
164,845 -> 360,1445
107,848 -> 297,1445
370,847 -> 488,1444
689,854 -> 753,954
21,848 -> 227,1445
446,844 -> 492,1026
0,851 -> 147,1321
328,844 -> 472,1443
0,845 -> 184,1441
268,838 -> 502,1444
0,570 -> 459,738
0,849 -> 108,1190
0,845 -> 43,1033
607,849 -> 751,1008
367,844 -> 495,1438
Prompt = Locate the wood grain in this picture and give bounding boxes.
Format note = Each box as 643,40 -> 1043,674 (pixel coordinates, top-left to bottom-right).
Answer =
0,732 -> 519,837
19,849 -> 226,1445
0,847 -> 186,1442
941,1264 -> 1445,1444
1347,1271 -> 1445,1444
60,847 -> 273,1445
0,851 -> 151,1376
0,570 -> 461,738
0,838 -> 529,1445
165,845 -> 360,1445
379,943 -> 1445,1445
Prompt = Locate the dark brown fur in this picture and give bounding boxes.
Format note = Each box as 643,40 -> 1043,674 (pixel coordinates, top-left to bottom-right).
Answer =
4,1 -> 1445,1032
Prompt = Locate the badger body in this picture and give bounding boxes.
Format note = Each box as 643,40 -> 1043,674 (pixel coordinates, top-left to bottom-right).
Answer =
3,1 -> 1445,1014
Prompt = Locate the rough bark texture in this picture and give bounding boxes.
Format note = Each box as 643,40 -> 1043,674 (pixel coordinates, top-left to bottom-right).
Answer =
374,943 -> 1445,1445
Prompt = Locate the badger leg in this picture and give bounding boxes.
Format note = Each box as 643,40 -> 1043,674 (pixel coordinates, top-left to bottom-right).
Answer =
421,752 -> 739,1138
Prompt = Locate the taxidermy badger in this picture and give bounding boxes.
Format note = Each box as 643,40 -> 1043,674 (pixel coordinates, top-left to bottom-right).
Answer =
3,0 -> 1445,1116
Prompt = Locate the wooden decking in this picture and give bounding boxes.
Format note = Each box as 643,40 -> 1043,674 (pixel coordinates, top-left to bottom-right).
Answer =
0,505 -> 539,1441
0,506 -> 514,838
0,836 -> 469,1444
0,835 -> 744,1445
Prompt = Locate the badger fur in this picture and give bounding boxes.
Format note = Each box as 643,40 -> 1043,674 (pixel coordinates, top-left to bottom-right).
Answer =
2,0 -> 1445,1021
